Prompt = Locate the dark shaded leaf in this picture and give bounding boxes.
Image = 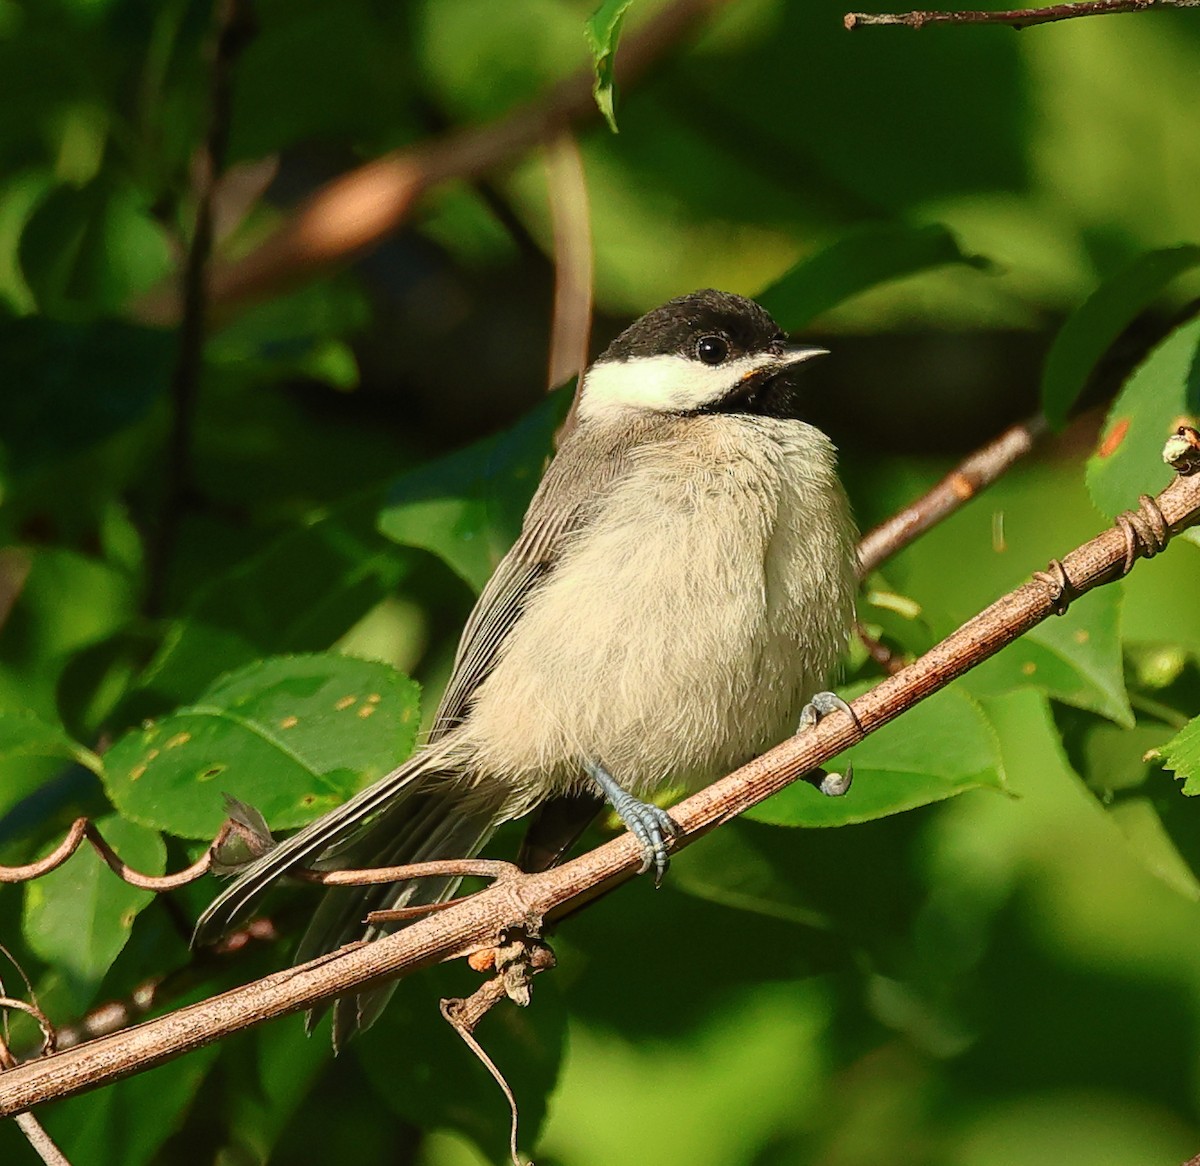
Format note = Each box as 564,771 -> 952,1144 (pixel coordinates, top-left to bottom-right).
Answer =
0,316 -> 173,473
1042,245 -> 1200,429
18,180 -> 171,317
356,963 -> 567,1163
379,389 -> 569,591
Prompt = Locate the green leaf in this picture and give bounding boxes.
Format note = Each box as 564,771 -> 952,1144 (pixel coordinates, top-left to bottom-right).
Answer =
747,683 -> 1005,828
757,223 -> 991,331
1162,716 -> 1200,794
585,1 -> 634,133
1041,245 -> 1200,430
1086,314 -> 1200,522
379,388 -> 570,592
102,653 -> 421,839
0,706 -> 98,772
18,180 -> 172,318
22,813 -> 165,1010
0,316 -> 174,474
965,585 -> 1134,727
1057,703 -> 1200,902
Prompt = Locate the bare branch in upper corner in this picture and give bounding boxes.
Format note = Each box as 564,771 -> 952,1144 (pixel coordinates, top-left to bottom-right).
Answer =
845,0 -> 1200,31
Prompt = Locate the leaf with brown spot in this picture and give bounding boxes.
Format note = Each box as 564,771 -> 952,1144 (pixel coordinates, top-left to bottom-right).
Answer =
102,653 -> 421,839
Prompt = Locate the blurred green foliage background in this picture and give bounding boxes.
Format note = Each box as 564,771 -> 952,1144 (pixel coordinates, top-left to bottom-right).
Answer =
2,0 -> 1200,1163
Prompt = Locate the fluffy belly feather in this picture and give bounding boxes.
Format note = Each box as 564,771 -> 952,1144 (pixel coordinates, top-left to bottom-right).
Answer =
461,416 -> 856,806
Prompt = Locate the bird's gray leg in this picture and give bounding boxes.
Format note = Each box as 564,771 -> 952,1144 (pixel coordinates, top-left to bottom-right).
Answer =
796,691 -> 858,799
584,760 -> 680,887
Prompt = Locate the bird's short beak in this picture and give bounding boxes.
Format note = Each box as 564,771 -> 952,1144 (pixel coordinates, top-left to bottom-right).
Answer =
778,344 -> 829,365
738,345 -> 829,386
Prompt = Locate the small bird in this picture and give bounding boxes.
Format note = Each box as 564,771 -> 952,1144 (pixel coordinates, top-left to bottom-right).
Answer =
195,289 -> 859,1046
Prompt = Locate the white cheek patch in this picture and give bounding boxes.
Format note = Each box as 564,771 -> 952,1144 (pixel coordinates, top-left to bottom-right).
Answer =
578,352 -> 775,423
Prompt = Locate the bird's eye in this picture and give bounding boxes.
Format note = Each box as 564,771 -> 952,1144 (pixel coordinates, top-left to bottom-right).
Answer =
695,335 -> 729,365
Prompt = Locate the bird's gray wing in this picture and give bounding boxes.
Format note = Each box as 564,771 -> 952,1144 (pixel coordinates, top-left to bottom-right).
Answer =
428,426 -> 626,740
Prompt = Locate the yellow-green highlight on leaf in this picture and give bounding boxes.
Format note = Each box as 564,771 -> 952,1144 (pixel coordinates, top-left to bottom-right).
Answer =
1162,715 -> 1200,794
1086,315 -> 1200,522
747,683 -> 1005,828
102,653 -> 421,839
1041,245 -> 1200,430
757,223 -> 991,332
585,0 -> 634,133
964,585 -> 1134,728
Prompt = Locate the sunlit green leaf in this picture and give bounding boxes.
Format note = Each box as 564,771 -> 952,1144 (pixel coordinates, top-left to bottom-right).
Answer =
965,586 -> 1134,727
758,223 -> 990,331
1042,245 -> 1200,430
585,1 -> 633,133
103,653 -> 421,839
1162,715 -> 1200,794
747,683 -> 1005,828
1086,315 -> 1200,527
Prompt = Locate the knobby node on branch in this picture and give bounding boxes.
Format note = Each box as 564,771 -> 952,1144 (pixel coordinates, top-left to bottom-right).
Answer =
844,0 -> 1200,32
1,429 -> 1198,1127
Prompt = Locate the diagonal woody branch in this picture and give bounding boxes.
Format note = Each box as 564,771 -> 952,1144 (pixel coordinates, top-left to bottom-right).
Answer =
134,0 -> 728,325
2,456 -> 1199,1118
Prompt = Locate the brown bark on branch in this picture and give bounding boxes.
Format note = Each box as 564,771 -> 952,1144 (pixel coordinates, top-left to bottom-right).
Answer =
857,413 -> 1048,576
134,0 -> 727,326
2,458 -> 1199,1119
845,0 -> 1200,31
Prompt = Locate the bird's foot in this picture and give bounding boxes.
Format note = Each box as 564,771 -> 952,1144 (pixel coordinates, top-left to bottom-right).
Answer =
797,690 -> 858,733
584,760 -> 680,886
796,691 -> 858,799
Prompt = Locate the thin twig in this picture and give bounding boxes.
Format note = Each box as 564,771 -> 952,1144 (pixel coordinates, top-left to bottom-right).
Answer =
1,1008 -> 70,1166
441,994 -> 523,1166
857,414 -> 1048,576
0,820 -> 231,889
2,458 -> 1197,1119
844,0 -> 1200,30
13,1114 -> 73,1166
145,0 -> 253,614
0,817 -> 519,896
132,0 -> 727,325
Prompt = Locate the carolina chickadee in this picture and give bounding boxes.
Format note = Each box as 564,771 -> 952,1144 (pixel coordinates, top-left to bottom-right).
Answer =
196,289 -> 858,1046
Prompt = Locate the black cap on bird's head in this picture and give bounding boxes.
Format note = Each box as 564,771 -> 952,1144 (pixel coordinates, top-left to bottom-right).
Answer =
579,289 -> 827,423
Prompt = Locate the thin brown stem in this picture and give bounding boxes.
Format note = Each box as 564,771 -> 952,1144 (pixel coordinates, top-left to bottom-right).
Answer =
2,459 -> 1197,1119
844,0 -> 1200,30
857,414 -> 1048,576
145,0 -> 253,614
